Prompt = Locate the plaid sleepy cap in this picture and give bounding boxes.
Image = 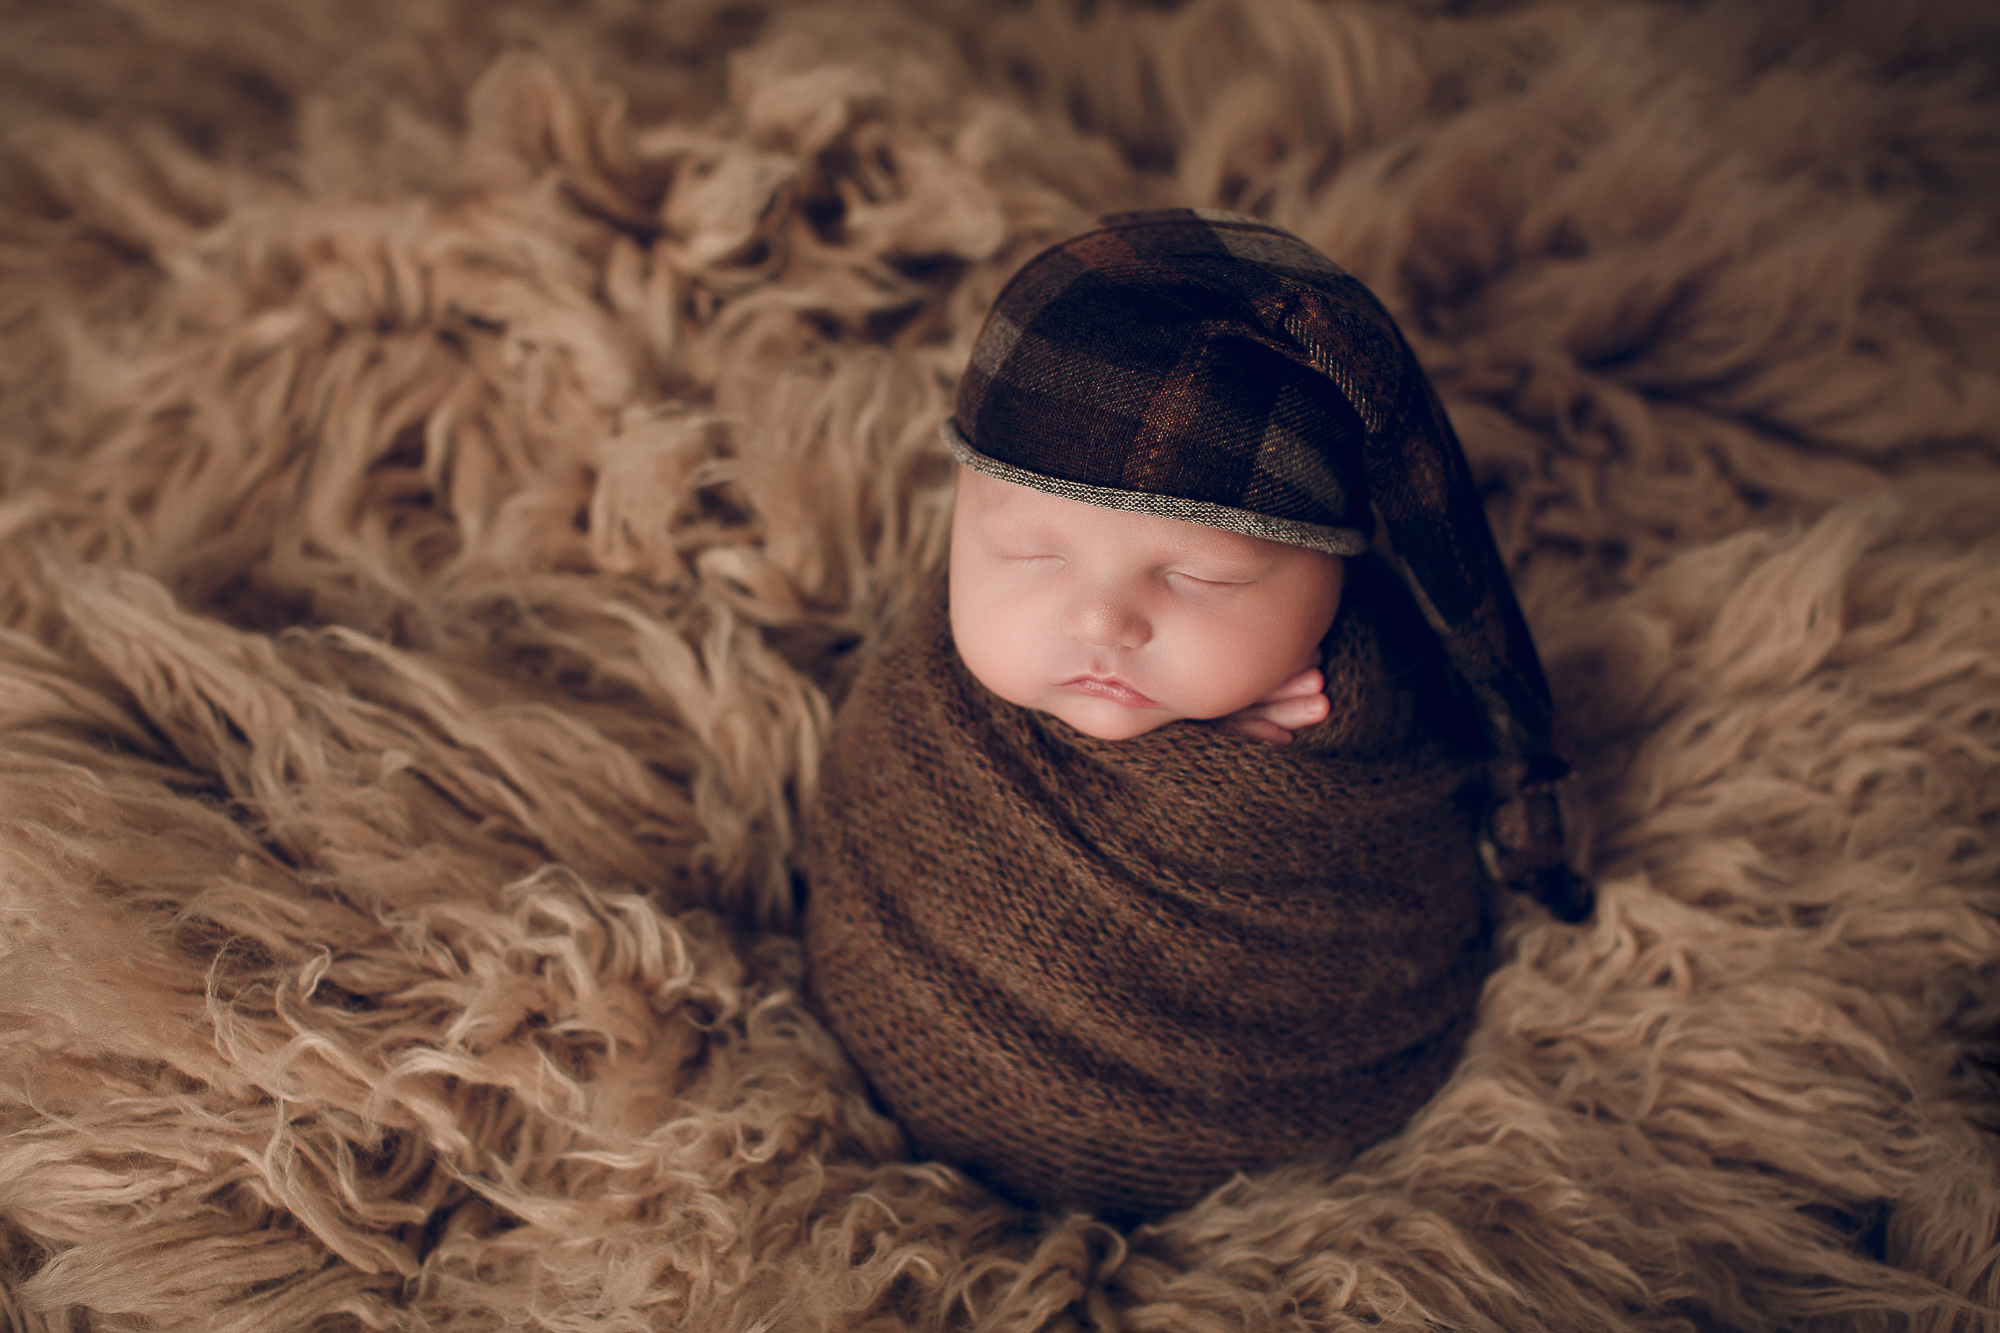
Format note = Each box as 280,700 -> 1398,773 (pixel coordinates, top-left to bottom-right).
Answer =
948,209 -> 1591,921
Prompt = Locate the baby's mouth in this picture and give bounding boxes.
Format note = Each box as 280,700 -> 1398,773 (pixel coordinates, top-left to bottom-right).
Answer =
1060,674 -> 1160,708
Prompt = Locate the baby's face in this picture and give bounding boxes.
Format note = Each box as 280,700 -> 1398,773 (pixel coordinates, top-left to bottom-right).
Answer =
949,466 -> 1344,741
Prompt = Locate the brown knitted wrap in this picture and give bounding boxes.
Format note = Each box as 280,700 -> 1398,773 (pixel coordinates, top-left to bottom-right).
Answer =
802,557 -> 1496,1219
949,209 -> 1588,919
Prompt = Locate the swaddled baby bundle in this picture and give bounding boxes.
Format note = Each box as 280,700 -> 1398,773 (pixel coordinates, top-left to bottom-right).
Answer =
800,210 -> 1589,1219
806,556 -> 1499,1218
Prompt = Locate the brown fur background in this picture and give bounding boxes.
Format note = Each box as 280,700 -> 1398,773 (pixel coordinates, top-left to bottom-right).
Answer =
1,0 -> 1997,1328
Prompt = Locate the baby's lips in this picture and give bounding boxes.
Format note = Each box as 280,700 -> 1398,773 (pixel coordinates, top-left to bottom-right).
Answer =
1060,674 -> 1161,708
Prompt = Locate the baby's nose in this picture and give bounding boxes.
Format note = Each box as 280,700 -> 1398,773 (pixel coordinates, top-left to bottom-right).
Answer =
1063,596 -> 1151,649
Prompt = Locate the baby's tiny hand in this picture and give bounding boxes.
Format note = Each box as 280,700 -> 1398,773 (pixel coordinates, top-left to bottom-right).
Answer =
1217,668 -> 1329,745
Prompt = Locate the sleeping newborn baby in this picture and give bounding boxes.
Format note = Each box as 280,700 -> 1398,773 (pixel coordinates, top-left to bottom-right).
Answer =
801,210 -> 1591,1220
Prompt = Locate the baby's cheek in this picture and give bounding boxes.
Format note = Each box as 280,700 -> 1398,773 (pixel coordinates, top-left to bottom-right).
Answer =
951,587 -> 1037,702
1153,639 -> 1248,717
1182,614 -> 1305,716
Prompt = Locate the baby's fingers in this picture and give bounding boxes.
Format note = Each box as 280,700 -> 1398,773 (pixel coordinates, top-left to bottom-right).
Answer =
1216,688 -> 1331,746
1254,691 -> 1330,731
1218,714 -> 1294,745
1263,667 -> 1325,702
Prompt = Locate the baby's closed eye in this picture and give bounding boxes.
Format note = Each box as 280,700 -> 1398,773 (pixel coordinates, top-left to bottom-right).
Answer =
1164,565 -> 1264,590
1165,576 -> 1247,599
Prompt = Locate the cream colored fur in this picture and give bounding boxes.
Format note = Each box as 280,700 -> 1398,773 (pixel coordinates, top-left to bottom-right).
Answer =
0,1 -> 1996,1329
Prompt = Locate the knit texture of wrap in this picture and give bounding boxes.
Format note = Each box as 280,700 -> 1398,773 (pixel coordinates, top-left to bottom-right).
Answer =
800,209 -> 1591,1218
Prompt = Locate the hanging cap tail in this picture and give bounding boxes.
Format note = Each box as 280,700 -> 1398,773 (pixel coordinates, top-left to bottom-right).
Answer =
1486,786 -> 1594,922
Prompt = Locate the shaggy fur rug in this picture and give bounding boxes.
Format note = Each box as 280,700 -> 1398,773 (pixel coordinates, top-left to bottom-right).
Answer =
1,0 -> 1997,1328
